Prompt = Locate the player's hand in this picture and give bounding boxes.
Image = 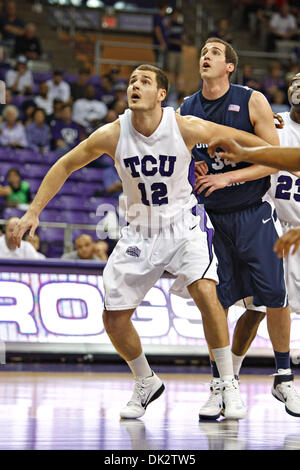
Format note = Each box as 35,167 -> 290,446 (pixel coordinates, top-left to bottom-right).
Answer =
273,112 -> 284,129
195,160 -> 209,177
273,228 -> 300,258
208,138 -> 245,163
194,173 -> 231,197
12,210 -> 39,248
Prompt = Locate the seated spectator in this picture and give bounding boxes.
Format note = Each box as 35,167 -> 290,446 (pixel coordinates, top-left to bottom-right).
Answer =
72,85 -> 107,133
112,99 -> 128,117
0,1 -> 24,47
94,240 -> 109,262
267,3 -> 298,51
113,81 -> 127,103
14,23 -> 42,60
61,234 -> 100,260
270,89 -> 290,113
0,217 -> 42,259
47,99 -> 63,128
70,68 -> 90,102
5,56 -> 33,95
0,167 -> 31,208
52,103 -> 82,154
94,156 -> 122,199
209,18 -> 233,44
34,82 -> 53,116
285,62 -> 300,85
24,233 -> 46,259
46,70 -> 70,104
99,74 -> 116,107
26,108 -> 51,154
21,99 -> 37,126
241,63 -> 261,90
261,61 -> 286,102
0,105 -> 28,148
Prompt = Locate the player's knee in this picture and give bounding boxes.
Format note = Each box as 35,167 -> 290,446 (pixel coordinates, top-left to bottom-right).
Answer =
188,279 -> 218,304
102,309 -> 132,335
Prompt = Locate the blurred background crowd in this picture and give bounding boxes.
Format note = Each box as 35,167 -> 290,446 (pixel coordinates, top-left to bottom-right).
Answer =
0,0 -> 299,261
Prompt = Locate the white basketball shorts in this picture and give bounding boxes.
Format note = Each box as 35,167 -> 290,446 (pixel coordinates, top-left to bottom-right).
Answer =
103,209 -> 219,310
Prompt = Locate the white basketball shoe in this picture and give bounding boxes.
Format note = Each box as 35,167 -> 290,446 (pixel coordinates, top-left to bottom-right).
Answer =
221,378 -> 247,420
199,378 -> 223,420
120,372 -> 165,419
272,369 -> 300,417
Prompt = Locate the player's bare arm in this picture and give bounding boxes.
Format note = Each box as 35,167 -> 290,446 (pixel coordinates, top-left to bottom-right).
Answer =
176,113 -> 270,151
12,120 -> 120,246
274,228 -> 300,258
208,139 -> 300,171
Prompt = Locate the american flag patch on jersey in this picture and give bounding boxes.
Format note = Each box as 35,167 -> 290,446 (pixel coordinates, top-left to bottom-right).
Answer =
228,104 -> 240,112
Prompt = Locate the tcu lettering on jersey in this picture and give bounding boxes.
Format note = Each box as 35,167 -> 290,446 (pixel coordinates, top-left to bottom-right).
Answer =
124,155 -> 176,178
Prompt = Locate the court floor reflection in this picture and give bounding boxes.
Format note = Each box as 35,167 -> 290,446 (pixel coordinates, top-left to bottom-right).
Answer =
0,371 -> 299,449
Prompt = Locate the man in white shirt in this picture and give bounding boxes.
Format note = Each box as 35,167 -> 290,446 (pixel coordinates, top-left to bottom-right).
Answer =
72,84 -> 107,132
0,217 -> 43,259
5,56 -> 33,95
268,3 -> 298,51
34,82 -> 53,116
46,70 -> 70,103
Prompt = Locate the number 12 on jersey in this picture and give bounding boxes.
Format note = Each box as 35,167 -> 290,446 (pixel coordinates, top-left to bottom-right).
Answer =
138,182 -> 168,206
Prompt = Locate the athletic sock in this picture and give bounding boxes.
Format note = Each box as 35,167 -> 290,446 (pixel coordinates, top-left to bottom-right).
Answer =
274,350 -> 290,372
210,360 -> 220,378
127,352 -> 152,378
232,352 -> 246,378
211,345 -> 234,381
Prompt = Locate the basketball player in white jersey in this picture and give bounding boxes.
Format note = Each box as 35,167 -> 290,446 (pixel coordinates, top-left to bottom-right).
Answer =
12,65 -> 269,421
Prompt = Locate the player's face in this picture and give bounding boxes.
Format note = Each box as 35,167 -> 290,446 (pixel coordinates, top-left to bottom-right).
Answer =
199,42 -> 232,80
127,70 -> 165,111
288,75 -> 300,109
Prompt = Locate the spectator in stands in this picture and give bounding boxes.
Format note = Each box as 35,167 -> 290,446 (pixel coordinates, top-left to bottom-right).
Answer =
167,8 -> 184,80
112,99 -> 128,117
108,67 -> 121,87
21,99 -> 37,126
47,99 -> 63,129
34,82 -> 53,116
267,2 -> 298,51
0,1 -> 24,47
241,63 -> 261,90
24,232 -> 45,259
5,55 -> 33,95
285,62 -> 300,84
72,84 -> 107,133
14,23 -> 42,60
46,70 -> 70,104
0,168 -> 31,208
152,1 -> 170,67
0,105 -> 28,148
0,217 -> 42,259
26,108 -> 51,154
52,103 -> 82,154
270,89 -> 290,113
256,0 -> 276,47
261,60 -> 287,102
70,68 -> 90,102
113,82 -> 127,103
209,18 -> 233,44
61,234 -> 100,261
94,240 -> 109,262
99,74 -> 116,107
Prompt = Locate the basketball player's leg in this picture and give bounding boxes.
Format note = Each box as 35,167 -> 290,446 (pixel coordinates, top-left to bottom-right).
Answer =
188,279 -> 247,420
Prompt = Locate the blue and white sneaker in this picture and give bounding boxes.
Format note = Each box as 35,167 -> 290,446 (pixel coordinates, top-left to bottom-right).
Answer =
199,378 -> 223,420
272,369 -> 300,417
120,372 -> 165,419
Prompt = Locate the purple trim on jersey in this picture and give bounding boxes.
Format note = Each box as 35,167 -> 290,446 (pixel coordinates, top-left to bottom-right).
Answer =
188,158 -> 195,194
192,204 -> 214,262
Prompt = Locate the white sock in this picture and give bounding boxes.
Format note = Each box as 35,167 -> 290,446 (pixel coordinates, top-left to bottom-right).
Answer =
127,352 -> 152,378
211,345 -> 234,380
232,352 -> 246,377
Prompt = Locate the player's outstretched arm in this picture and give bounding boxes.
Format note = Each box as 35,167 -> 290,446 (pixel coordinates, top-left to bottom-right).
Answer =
208,138 -> 300,171
12,121 -> 120,247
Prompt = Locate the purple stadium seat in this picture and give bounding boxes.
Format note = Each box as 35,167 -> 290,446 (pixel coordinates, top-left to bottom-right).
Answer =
0,147 -> 15,162
26,178 -> 41,193
24,163 -> 49,179
85,197 -> 118,211
3,207 -> 25,219
0,162 -> 21,179
79,166 -> 102,182
63,72 -> 78,83
39,210 -> 62,223
39,226 -> 64,242
43,151 -> 60,165
60,211 -> 90,224
33,72 -> 52,84
13,149 -> 44,165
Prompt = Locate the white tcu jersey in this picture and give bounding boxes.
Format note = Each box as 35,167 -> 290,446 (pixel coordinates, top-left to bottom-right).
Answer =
268,111 -> 300,226
115,107 -> 196,227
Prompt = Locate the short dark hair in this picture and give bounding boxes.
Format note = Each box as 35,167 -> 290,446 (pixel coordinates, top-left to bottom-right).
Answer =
6,167 -> 20,179
203,37 -> 238,79
133,64 -> 170,94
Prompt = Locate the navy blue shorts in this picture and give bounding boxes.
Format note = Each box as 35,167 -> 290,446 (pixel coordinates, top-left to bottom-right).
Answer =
208,200 -> 288,310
